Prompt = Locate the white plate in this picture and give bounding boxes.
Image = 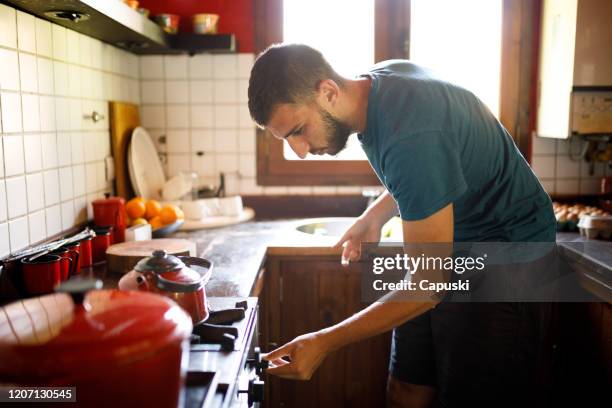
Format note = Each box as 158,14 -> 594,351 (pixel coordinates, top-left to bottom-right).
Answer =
180,208 -> 255,231
128,126 -> 166,199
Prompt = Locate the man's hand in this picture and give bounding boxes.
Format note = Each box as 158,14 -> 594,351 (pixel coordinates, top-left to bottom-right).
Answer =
333,216 -> 383,266
263,331 -> 333,380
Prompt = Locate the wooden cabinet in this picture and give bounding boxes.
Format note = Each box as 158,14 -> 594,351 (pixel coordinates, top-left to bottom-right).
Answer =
259,255 -> 391,408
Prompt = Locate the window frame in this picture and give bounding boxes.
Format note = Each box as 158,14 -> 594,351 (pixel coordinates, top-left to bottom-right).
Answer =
253,0 -> 538,186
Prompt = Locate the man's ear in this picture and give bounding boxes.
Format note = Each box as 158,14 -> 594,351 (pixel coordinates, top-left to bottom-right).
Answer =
315,79 -> 340,108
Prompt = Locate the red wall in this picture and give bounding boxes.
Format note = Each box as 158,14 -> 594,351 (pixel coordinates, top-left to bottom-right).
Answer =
139,0 -> 254,52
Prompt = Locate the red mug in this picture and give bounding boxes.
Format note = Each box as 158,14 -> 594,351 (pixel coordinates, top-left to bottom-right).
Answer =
93,227 -> 112,264
78,237 -> 93,268
92,197 -> 126,243
50,248 -> 78,280
21,255 -> 66,295
62,242 -> 81,275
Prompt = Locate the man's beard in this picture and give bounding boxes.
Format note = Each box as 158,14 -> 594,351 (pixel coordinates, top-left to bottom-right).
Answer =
319,108 -> 353,155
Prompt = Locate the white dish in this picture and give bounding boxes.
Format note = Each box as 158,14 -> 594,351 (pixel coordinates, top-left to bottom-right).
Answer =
128,126 -> 166,199
180,207 -> 255,231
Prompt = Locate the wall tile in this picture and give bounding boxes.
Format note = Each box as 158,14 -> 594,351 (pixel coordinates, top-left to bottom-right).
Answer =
214,130 -> 238,153
214,105 -> 238,128
54,133 -> 71,167
140,55 -> 164,79
61,200 -> 74,230
53,61 -> 68,96
556,155 -> 581,178
556,179 -> 579,195
39,95 -> 56,131
287,186 -> 315,195
166,154 -> 191,178
26,173 -> 44,211
238,105 -> 254,128
18,52 -> 37,92
0,181 -> 6,222
28,210 -> 46,243
532,136 -> 556,155
21,94 -> 40,132
530,155 -> 555,180
239,177 -> 263,195
164,55 -> 188,79
36,57 -> 53,94
580,161 -> 605,178
23,133 -> 42,173
237,54 -> 254,79
167,130 -> 190,153
1,92 -> 23,132
191,154 -> 216,177
16,11 -> 35,52
238,154 -> 256,177
90,38 -> 102,70
0,4 -> 17,49
165,80 -> 189,104
40,133 -> 58,169
238,79 -> 249,103
141,105 -> 166,128
213,80 -> 238,103
67,64 -> 81,97
141,80 -> 165,103
70,132 -> 84,164
6,176 -> 27,218
263,186 -> 289,195
74,196 -> 87,224
3,134 -> 24,176
190,80 -> 213,103
0,137 -> 3,178
45,204 -> 61,237
66,29 -> 80,64
95,161 -> 105,190
80,67 -> 93,100
73,164 -> 86,196
34,18 -> 52,58
68,98 -> 82,130
213,55 -> 237,79
189,55 -> 213,78
9,216 -> 29,251
0,48 -> 20,90
166,105 -> 189,129
85,163 -> 97,193
312,186 -> 338,195
43,169 -> 60,205
238,129 -> 256,153
52,24 -> 67,61
0,223 -> 8,257
580,178 -> 600,194
216,153 -> 238,173
54,97 -> 70,131
59,166 -> 74,201
79,33 -> 92,67
190,105 -> 213,128
190,129 -> 214,152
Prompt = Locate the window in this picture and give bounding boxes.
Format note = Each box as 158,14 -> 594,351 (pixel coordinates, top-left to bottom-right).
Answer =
254,0 -> 538,186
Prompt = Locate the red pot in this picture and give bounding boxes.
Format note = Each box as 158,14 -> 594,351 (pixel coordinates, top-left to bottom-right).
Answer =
78,236 -> 93,268
119,250 -> 212,324
92,227 -> 113,264
21,255 -> 66,295
50,248 -> 79,280
0,279 -> 192,408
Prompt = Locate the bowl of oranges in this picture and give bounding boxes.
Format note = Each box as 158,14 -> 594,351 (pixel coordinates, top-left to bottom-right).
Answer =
126,197 -> 185,238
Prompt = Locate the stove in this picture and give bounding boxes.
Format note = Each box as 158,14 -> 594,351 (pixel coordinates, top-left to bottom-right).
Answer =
185,297 -> 266,408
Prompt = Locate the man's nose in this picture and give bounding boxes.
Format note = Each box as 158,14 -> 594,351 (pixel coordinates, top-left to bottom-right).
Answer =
286,137 -> 309,159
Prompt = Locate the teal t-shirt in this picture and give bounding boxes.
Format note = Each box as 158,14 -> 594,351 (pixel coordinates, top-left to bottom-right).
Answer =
359,61 -> 555,242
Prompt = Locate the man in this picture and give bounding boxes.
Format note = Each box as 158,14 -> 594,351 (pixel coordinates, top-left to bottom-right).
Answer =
247,44 -> 556,407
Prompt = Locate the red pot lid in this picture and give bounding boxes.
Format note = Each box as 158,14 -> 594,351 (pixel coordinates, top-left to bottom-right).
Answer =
0,280 -> 192,384
135,251 -> 206,290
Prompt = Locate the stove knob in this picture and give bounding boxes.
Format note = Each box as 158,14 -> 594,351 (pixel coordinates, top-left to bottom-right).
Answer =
247,377 -> 265,406
254,347 -> 269,376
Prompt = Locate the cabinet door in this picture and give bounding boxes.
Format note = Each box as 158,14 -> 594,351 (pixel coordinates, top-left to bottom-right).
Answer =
261,257 -> 390,408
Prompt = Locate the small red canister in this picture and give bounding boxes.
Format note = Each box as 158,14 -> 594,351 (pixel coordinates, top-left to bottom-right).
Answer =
62,242 -> 81,275
20,255 -> 66,295
0,280 -> 193,408
79,237 -> 93,268
92,227 -> 113,264
92,197 -> 126,243
50,248 -> 78,281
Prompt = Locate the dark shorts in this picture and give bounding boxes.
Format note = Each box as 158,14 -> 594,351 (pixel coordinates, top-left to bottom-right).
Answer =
389,302 -> 556,407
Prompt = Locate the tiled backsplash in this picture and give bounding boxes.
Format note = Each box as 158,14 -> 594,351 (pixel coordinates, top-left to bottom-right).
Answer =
0,3 -> 139,257
138,54 -> 367,196
531,136 -> 611,195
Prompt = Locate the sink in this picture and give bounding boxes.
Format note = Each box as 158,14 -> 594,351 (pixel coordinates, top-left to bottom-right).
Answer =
295,217 -> 403,240
295,217 -> 356,237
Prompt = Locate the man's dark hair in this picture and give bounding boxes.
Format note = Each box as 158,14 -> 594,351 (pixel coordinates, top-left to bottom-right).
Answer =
248,43 -> 344,128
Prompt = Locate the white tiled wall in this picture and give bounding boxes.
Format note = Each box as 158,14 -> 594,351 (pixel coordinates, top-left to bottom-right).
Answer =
139,54 -> 368,196
0,4 -> 139,257
531,136 -> 611,195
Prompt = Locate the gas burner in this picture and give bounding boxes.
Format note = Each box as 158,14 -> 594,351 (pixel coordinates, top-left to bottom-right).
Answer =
190,301 -> 247,350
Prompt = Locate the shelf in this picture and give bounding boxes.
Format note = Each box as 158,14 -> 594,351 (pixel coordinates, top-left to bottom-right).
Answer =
3,0 -> 236,55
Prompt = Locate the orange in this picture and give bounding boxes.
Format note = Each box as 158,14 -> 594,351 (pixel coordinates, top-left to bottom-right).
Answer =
126,197 -> 146,219
160,205 -> 182,225
144,199 -> 162,220
131,217 -> 148,226
149,216 -> 164,230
